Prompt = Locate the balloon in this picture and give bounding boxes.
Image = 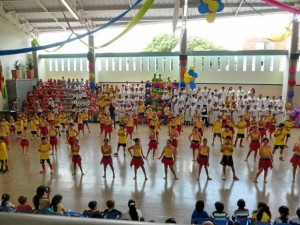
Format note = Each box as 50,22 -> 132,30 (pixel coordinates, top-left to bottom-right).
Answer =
208,1 -> 219,12
206,12 -> 216,23
188,69 -> 195,76
90,82 -> 95,89
89,62 -> 95,70
189,65 -> 195,70
172,82 -> 179,88
217,1 -> 224,12
288,79 -> 296,86
184,72 -> 189,78
289,66 -> 297,74
180,70 -> 186,77
190,77 -> 195,82
286,102 -> 292,110
180,60 -> 187,66
190,81 -> 196,89
180,82 -> 186,88
198,3 -> 209,14
193,72 -> 198,78
288,91 -> 295,98
184,76 -> 191,84
203,0 -> 212,4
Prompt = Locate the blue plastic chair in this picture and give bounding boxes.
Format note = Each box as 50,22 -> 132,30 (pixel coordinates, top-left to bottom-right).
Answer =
238,218 -> 250,225
0,206 -> 10,212
251,222 -> 271,225
16,209 -> 33,214
65,211 -> 84,217
191,218 -> 210,224
215,220 -> 228,225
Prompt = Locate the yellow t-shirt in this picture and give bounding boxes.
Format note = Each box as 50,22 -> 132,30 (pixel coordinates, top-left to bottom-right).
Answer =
60,114 -> 67,124
118,129 -> 127,144
67,129 -> 76,138
260,145 -> 271,158
29,121 -> 37,132
237,121 -> 246,134
222,143 -> 233,156
199,146 -> 208,156
16,121 -> 24,132
222,130 -> 233,140
192,132 -> 201,141
39,143 -> 51,159
164,147 -> 173,158
274,129 -> 286,145
0,142 -> 8,160
82,113 -> 89,121
0,121 -> 9,132
138,105 -> 145,113
0,131 -> 7,138
49,128 -> 57,137
284,120 -> 293,134
133,145 -> 142,157
213,121 -> 222,133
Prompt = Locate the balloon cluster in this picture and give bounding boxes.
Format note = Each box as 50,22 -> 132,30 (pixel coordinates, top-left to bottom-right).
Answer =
180,65 -> 198,89
291,106 -> 300,128
198,0 -> 225,23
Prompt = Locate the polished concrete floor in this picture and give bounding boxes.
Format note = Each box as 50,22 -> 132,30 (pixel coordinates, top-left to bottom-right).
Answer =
1,123 -> 300,223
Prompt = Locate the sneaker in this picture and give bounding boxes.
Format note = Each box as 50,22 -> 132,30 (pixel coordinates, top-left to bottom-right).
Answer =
279,156 -> 284,161
113,153 -> 118,157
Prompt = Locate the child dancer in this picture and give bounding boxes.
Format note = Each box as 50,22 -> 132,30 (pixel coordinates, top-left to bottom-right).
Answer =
15,117 -> 23,139
82,110 -> 90,133
234,116 -> 246,147
253,138 -> 273,183
258,115 -> 266,143
113,124 -> 127,157
145,126 -> 158,159
272,123 -> 286,161
169,125 -> 179,158
284,116 -> 294,147
77,112 -> 84,134
49,123 -> 58,155
104,116 -> 113,140
188,126 -> 202,161
71,139 -> 84,175
100,138 -> 115,178
0,137 -> 9,173
220,136 -> 239,181
196,138 -> 212,181
0,125 -> 9,153
290,136 -> 300,183
158,139 -> 179,180
38,137 -> 53,174
66,122 -> 79,148
20,127 -> 29,155
245,126 -> 261,161
212,116 -> 222,146
29,116 -> 39,140
8,116 -> 16,136
126,115 -> 134,140
128,138 -> 148,180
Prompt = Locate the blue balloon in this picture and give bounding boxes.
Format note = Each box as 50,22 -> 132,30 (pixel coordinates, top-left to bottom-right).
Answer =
193,72 -> 198,78
198,3 -> 208,14
180,82 -> 186,88
172,82 -> 179,88
188,69 -> 195,76
217,2 -> 224,12
190,81 -> 196,90
90,82 -> 95,89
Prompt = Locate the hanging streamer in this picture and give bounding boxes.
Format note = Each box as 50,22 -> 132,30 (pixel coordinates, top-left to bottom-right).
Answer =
262,0 -> 300,14
61,0 -> 154,49
0,0 -> 142,56
32,33 -> 74,52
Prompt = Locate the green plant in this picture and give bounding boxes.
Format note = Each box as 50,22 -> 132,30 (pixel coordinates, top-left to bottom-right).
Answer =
26,62 -> 34,70
12,60 -> 23,70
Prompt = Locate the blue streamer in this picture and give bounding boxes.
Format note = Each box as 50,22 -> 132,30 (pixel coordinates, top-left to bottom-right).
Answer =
0,0 -> 142,56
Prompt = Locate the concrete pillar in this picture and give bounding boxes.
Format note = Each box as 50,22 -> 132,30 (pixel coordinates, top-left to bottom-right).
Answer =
179,28 -> 188,84
31,42 -> 39,79
88,35 -> 96,90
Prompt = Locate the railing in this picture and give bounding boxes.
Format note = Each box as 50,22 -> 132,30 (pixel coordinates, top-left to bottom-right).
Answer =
39,50 -> 289,84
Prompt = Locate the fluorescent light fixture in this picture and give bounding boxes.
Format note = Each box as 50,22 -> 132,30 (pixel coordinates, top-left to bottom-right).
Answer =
60,0 -> 79,20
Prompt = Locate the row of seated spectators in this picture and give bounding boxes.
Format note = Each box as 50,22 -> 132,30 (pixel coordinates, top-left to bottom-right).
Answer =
1,187 -> 300,225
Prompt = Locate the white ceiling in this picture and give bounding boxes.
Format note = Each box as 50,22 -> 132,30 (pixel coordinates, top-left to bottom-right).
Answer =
0,0 -> 299,36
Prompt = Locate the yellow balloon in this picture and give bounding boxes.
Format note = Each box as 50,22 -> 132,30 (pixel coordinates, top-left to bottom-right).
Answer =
208,1 -> 219,12
189,65 -> 195,70
190,77 -> 195,81
206,12 -> 216,23
285,102 -> 292,110
184,72 -> 189,78
184,76 -> 191,84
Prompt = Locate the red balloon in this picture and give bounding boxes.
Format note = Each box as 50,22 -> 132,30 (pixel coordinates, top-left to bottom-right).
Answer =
288,79 -> 296,86
180,70 -> 186,77
180,60 -> 187,66
289,67 -> 297,74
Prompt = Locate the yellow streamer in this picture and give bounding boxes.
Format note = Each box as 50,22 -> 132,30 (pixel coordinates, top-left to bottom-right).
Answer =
77,0 -> 154,49
33,34 -> 74,52
267,21 -> 292,42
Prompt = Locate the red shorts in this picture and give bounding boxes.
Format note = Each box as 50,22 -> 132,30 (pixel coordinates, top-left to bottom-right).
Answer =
259,128 -> 266,137
265,122 -> 270,130
50,137 -> 58,145
72,155 -> 82,164
130,156 -> 144,169
229,127 -> 235,135
167,118 -> 171,124
4,138 -> 9,145
161,156 -> 174,166
290,154 -> 300,167
198,128 -> 203,136
177,125 -> 182,133
250,141 -> 260,151
9,125 -> 16,132
127,127 -> 134,134
20,139 -> 29,147
197,155 -> 208,166
222,120 -> 227,128
269,125 -> 275,133
245,120 -> 250,127
100,124 -> 105,131
190,141 -> 200,150
133,119 -> 138,126
68,137 -> 75,146
100,156 -> 113,166
40,127 -> 48,136
78,124 -> 84,131
171,139 -> 178,149
105,126 -> 113,133
258,158 -> 272,171
147,119 -> 152,126
249,127 -> 253,133
138,113 -> 144,119
148,140 -> 158,149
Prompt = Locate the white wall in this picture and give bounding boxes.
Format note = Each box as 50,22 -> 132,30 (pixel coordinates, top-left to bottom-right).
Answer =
0,16 -> 31,110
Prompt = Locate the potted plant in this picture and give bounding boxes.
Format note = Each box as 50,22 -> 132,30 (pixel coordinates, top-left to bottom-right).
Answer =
26,61 -> 35,78
11,60 -> 23,79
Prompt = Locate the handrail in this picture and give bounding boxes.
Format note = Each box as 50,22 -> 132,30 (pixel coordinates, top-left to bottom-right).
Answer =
0,212 -> 164,225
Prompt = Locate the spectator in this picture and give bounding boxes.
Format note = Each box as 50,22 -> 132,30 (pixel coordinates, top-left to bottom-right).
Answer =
252,202 -> 271,222
290,208 -> 300,225
16,195 -> 33,213
50,194 -> 66,215
211,201 -> 229,220
32,185 -> 51,210
191,200 -> 210,223
103,200 -> 122,219
1,193 -> 15,212
232,199 -> 249,222
165,218 -> 177,223
122,199 -> 143,221
274,206 -> 289,224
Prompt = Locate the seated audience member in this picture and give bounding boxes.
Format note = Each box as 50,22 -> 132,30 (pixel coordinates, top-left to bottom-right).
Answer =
103,200 -> 122,219
16,195 -> 33,213
122,199 -> 143,221
83,200 -> 102,218
251,202 -> 271,222
232,199 -> 249,222
32,185 -> 51,210
289,208 -> 300,225
1,193 -> 15,212
165,218 -> 177,223
211,201 -> 229,220
274,206 -> 289,224
191,200 -> 210,223
50,194 -> 66,215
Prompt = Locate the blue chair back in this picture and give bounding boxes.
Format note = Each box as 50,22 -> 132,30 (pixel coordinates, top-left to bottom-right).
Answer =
215,220 -> 228,225
252,222 -> 271,225
238,218 -> 250,225
0,206 -> 10,212
65,211 -> 84,217
192,218 -> 210,224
